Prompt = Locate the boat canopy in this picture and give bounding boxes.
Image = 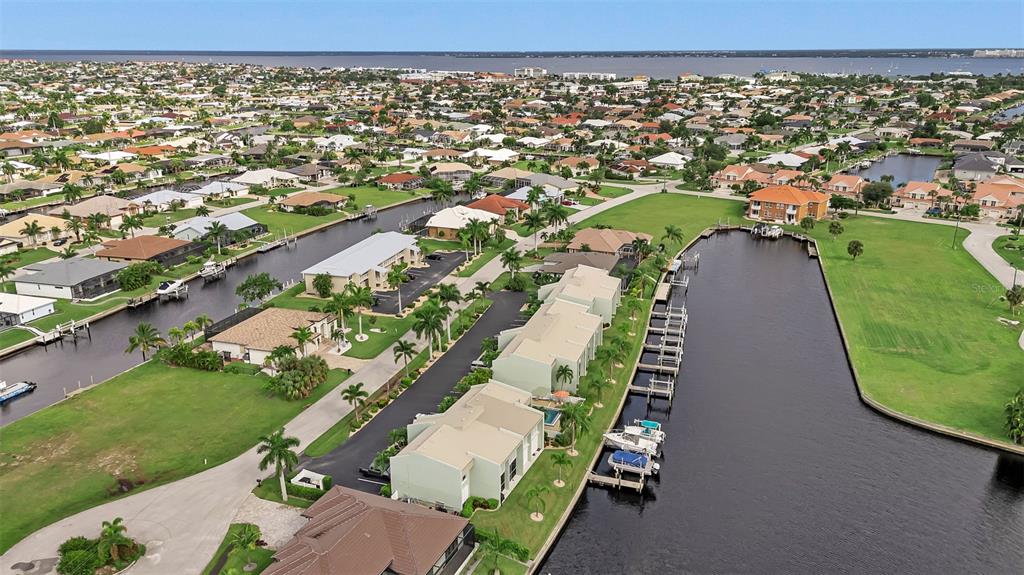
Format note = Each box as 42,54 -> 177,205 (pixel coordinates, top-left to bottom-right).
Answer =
611,450 -> 648,467
637,420 -> 660,430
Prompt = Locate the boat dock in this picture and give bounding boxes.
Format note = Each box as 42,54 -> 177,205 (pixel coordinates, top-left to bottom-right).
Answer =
586,471 -> 645,492
629,375 -> 676,404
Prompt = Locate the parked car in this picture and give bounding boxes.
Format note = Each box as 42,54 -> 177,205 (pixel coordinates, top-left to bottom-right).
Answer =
925,207 -> 942,216
52,238 -> 68,246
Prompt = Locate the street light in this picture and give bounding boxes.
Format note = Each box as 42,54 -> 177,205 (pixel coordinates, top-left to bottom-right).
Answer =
950,211 -> 962,250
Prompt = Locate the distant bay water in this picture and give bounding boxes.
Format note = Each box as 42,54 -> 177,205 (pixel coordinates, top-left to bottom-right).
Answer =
4,51 -> 1024,77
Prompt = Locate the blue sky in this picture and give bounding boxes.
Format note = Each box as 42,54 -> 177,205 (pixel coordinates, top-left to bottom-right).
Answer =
1,0 -> 1021,51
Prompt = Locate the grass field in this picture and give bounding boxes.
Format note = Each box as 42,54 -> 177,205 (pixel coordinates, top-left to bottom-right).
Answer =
992,234 -> 1024,271
0,192 -> 66,211
200,523 -> 275,575
0,327 -> 34,348
321,185 -> 428,209
2,247 -> 57,269
596,185 -> 631,198
0,363 -> 349,553
242,205 -> 349,236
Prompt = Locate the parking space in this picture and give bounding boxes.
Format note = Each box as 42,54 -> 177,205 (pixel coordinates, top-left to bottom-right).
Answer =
372,250 -> 467,314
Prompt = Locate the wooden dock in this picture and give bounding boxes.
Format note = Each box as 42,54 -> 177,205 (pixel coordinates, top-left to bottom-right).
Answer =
629,375 -> 676,403
807,243 -> 819,258
637,362 -> 678,375
587,471 -> 644,492
126,292 -> 159,308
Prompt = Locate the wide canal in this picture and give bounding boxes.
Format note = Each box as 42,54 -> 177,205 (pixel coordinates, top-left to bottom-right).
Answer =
539,232 -> 1024,574
0,198 -> 445,424
849,153 -> 942,186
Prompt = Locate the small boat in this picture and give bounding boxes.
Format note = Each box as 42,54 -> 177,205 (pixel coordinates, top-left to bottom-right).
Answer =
198,259 -> 226,280
0,380 -> 37,405
859,160 -> 872,169
626,419 -> 666,443
608,450 -> 660,476
765,225 -> 783,239
156,279 -> 184,295
603,431 -> 660,457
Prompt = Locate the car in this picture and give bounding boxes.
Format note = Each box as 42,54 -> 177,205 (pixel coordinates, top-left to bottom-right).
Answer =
426,253 -> 442,260
52,238 -> 68,246
925,207 -> 942,216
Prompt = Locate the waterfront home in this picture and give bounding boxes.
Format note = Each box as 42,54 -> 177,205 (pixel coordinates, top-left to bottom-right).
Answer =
15,259 -> 127,300
278,191 -> 346,212
49,195 -> 140,229
133,189 -> 204,213
424,205 -> 499,239
747,185 -> 829,224
712,164 -> 767,188
301,231 -> 421,294
970,178 -> 1024,219
209,307 -> 332,365
760,152 -> 809,168
264,486 -> 474,575
95,235 -> 204,267
171,212 -> 266,243
536,251 -> 620,276
0,214 -> 71,245
390,381 -> 544,511
0,292 -> 55,326
466,194 -> 529,219
537,264 -> 622,324
377,172 -> 426,190
566,227 -> 653,257
427,162 -> 474,181
649,151 -> 689,169
230,168 -> 303,188
184,181 -> 249,198
892,181 -> 947,209
553,156 -> 599,176
491,298 -> 603,396
482,166 -> 533,188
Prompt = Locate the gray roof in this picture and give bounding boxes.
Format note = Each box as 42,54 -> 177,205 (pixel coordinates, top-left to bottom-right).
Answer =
20,259 -> 128,287
525,173 -> 577,190
174,212 -> 261,235
954,152 -> 998,172
302,231 -> 418,277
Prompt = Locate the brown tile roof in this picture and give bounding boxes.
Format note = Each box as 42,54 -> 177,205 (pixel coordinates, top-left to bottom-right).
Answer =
209,307 -> 330,352
279,191 -> 346,207
466,194 -> 529,216
264,486 -> 469,575
378,173 -> 424,185
95,235 -> 193,260
567,227 -> 653,254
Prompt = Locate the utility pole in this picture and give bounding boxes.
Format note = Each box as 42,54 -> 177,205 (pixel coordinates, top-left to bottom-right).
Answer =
950,212 -> 962,249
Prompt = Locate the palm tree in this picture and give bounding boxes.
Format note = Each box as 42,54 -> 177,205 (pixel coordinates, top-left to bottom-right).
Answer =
412,302 -> 444,356
630,237 -> 650,262
195,204 -> 212,217
62,183 -> 84,204
524,485 -> 549,521
526,185 -> 543,210
325,291 -> 354,343
473,281 -> 490,300
168,327 -> 186,345
1006,285 -> 1024,316
124,322 -> 166,360
182,320 -> 199,339
193,313 -> 214,333
524,211 -> 546,252
829,221 -> 844,240
0,264 -> 14,283
64,217 -> 84,243
542,202 -> 570,230
386,263 -> 410,313
229,524 -> 261,552
560,401 -> 591,456
256,428 -> 300,503
341,382 -> 369,419
847,239 -> 864,261
555,364 -> 574,392
551,452 -> 573,488
290,326 -> 314,357
98,517 -> 134,563
19,220 -> 43,246
392,340 -> 416,379
1,161 -> 14,183
596,346 -> 616,385
119,214 -> 144,238
58,245 -> 77,259
500,247 -> 523,276
464,219 -> 489,255
207,221 -> 228,254
662,224 -> 683,245
52,148 -> 71,172
347,285 -> 374,340
437,283 -> 461,341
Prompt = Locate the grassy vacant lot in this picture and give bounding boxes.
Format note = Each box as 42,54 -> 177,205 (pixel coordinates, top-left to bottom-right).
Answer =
578,191 -> 744,237
803,216 -> 1024,443
242,205 -> 349,236
321,185 -> 428,209
0,363 -> 348,553
200,523 -> 276,575
2,247 -> 57,269
472,553 -> 528,575
596,185 -> 631,198
992,234 -> 1024,271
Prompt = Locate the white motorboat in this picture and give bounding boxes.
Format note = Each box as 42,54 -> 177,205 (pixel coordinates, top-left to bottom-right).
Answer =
156,279 -> 184,295
0,380 -> 38,405
198,258 -> 226,280
608,450 -> 660,476
625,419 -> 666,443
603,430 -> 660,457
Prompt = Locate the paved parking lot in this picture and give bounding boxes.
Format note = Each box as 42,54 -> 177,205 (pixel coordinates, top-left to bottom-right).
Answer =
372,250 -> 467,314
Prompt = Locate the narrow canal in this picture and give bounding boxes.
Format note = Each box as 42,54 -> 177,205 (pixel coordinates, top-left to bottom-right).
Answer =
0,198 -> 446,424
538,232 -> 1024,574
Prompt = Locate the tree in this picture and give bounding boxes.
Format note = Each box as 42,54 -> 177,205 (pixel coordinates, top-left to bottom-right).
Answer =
662,224 -> 684,245
551,452 -> 573,488
97,517 -> 134,563
386,263 -> 410,312
595,346 -> 616,386
799,216 -> 816,232
1006,285 -> 1024,316
524,211 -> 546,252
290,326 -> 314,357
64,217 -> 84,243
119,215 -> 144,238
473,281 -> 490,300
542,202 -> 570,230
124,322 -> 166,360
1,161 -> 15,183
1006,389 -> 1024,445
256,428 -> 300,502
555,364 -> 574,392
19,220 -> 43,246
325,291 -> 353,342
62,183 -> 84,204
207,221 -> 228,254
560,401 -> 591,456
347,285 -> 374,339
524,485 -> 549,521
437,283 -> 461,341
195,204 -> 212,217
193,313 -> 214,333
861,181 -> 893,206
626,298 -> 643,334
59,245 -> 78,259
341,382 -> 369,419
312,273 -> 334,299
393,340 -> 416,379
235,272 -> 282,305
828,220 -> 844,240
229,524 -> 261,552
500,247 -> 523,275
847,240 -> 864,261
412,302 -> 444,356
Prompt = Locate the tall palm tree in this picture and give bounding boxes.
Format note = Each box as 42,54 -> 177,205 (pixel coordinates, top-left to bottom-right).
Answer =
662,224 -> 683,245
412,302 -> 444,356
437,284 -> 461,341
325,291 -> 354,343
473,281 -> 490,300
58,245 -> 77,259
167,327 -> 186,345
347,285 -> 374,339
207,221 -> 228,254
19,221 -> 43,246
500,247 -> 523,276
64,217 -> 84,243
195,204 -> 212,217
119,215 -> 144,238
256,428 -> 300,503
341,382 -> 369,419
386,263 -> 410,313
193,313 -> 214,333
463,219 -> 488,255
542,202 -> 570,230
631,237 -> 650,262
524,211 -> 546,252
596,346 -> 616,385
555,364 -> 574,392
551,452 -> 573,488
524,485 -> 549,520
560,401 -> 592,456
290,326 -> 314,357
526,185 -> 543,210
124,322 -> 166,360
1,161 -> 14,183
62,183 -> 84,204
392,340 -> 416,379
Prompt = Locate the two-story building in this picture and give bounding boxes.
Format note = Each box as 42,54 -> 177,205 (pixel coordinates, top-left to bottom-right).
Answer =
747,185 -> 829,224
301,231 -> 422,294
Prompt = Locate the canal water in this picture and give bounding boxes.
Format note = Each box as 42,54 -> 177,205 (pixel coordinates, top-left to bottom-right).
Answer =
538,232 -> 1024,574
848,154 -> 943,186
0,198 -> 446,424
994,103 -> 1024,121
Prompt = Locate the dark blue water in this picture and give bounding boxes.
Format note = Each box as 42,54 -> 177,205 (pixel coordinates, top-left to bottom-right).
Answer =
6,52 -> 1024,78
849,154 -> 943,186
538,232 -> 1024,575
995,103 -> 1024,121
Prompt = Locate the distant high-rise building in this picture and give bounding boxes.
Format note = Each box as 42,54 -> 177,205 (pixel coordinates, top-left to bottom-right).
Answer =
514,66 -> 548,78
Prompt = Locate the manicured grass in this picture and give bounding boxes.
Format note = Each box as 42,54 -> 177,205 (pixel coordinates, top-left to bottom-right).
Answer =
252,480 -> 316,509
472,552 -> 529,575
0,363 -> 349,553
471,292 -> 653,557
200,523 -> 275,575
457,238 -> 516,278
321,185 -> 428,209
596,185 -> 631,198
253,186 -> 301,198
242,206 -> 349,237
0,192 -> 66,211
0,327 -> 34,348
303,413 -> 355,457
802,216 -> 1024,443
418,238 -> 463,254
205,196 -> 257,209
577,196 -> 603,207
993,234 -> 1024,271
2,247 -> 57,269
140,208 -> 201,227
578,192 -> 745,243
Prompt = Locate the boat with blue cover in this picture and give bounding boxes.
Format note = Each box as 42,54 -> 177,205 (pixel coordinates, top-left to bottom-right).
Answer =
608,449 -> 660,476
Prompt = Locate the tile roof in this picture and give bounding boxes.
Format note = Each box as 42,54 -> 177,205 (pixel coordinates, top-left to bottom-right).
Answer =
95,235 -> 194,260
749,185 -> 829,205
209,307 -> 330,352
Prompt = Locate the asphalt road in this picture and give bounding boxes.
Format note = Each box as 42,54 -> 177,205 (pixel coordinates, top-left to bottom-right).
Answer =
372,250 -> 467,314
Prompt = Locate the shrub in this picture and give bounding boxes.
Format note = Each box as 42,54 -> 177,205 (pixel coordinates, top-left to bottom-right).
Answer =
379,483 -> 392,497
312,273 -> 333,298
321,475 -> 333,490
486,498 -> 499,509
369,403 -> 380,414
57,549 -> 101,575
286,482 -> 327,501
475,529 -> 529,562
116,261 -> 164,291
58,536 -> 97,555
224,362 -> 261,375
161,344 -> 224,371
378,398 -> 389,408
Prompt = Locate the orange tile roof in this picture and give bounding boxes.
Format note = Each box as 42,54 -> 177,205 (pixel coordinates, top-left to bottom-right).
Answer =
466,194 -> 529,216
749,185 -> 829,206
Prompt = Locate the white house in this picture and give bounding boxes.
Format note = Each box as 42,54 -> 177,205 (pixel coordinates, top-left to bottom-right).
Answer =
536,264 -> 621,324
209,307 -> 333,366
424,205 -> 500,239
230,168 -> 302,187
649,151 -> 690,169
133,189 -> 204,212
301,231 -> 422,293
0,292 -> 55,326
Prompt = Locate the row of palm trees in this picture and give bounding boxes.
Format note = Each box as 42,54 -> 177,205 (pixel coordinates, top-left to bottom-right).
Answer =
124,314 -> 214,360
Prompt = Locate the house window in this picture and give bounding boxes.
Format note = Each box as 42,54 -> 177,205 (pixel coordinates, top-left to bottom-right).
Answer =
508,457 -> 518,481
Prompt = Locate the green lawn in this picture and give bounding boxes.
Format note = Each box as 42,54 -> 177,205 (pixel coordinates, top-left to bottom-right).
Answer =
303,412 -> 355,457
0,192 -> 69,211
417,238 -> 463,254
0,327 -> 34,348
472,552 -> 528,575
457,238 -> 516,278
321,185 -> 428,209
578,192 -> 745,240
993,234 -> 1024,271
252,480 -> 317,509
0,363 -> 349,553
140,208 -> 201,227
2,247 -> 57,269
596,185 -> 631,198
242,206 -> 349,237
252,186 -> 301,198
200,523 -> 275,575
205,196 -> 257,209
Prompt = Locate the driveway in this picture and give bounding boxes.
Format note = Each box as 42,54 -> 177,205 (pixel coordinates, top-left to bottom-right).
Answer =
307,290 -> 528,491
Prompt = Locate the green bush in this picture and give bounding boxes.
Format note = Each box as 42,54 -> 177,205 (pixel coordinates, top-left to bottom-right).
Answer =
116,261 -> 164,291
379,483 -> 392,497
369,403 -> 380,414
162,344 -> 224,371
378,398 -> 389,408
461,496 -> 492,517
486,498 -> 499,509
475,529 -> 529,562
57,549 -> 100,575
58,536 -> 96,555
286,481 -> 327,501
224,362 -> 262,375
321,475 -> 333,490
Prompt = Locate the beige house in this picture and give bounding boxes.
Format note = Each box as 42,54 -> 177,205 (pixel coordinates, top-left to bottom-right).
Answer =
301,231 -> 422,294
50,195 -> 141,229
566,227 -> 653,257
0,214 -> 71,245
389,381 -> 544,511
209,308 -> 332,366
537,264 -> 621,324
